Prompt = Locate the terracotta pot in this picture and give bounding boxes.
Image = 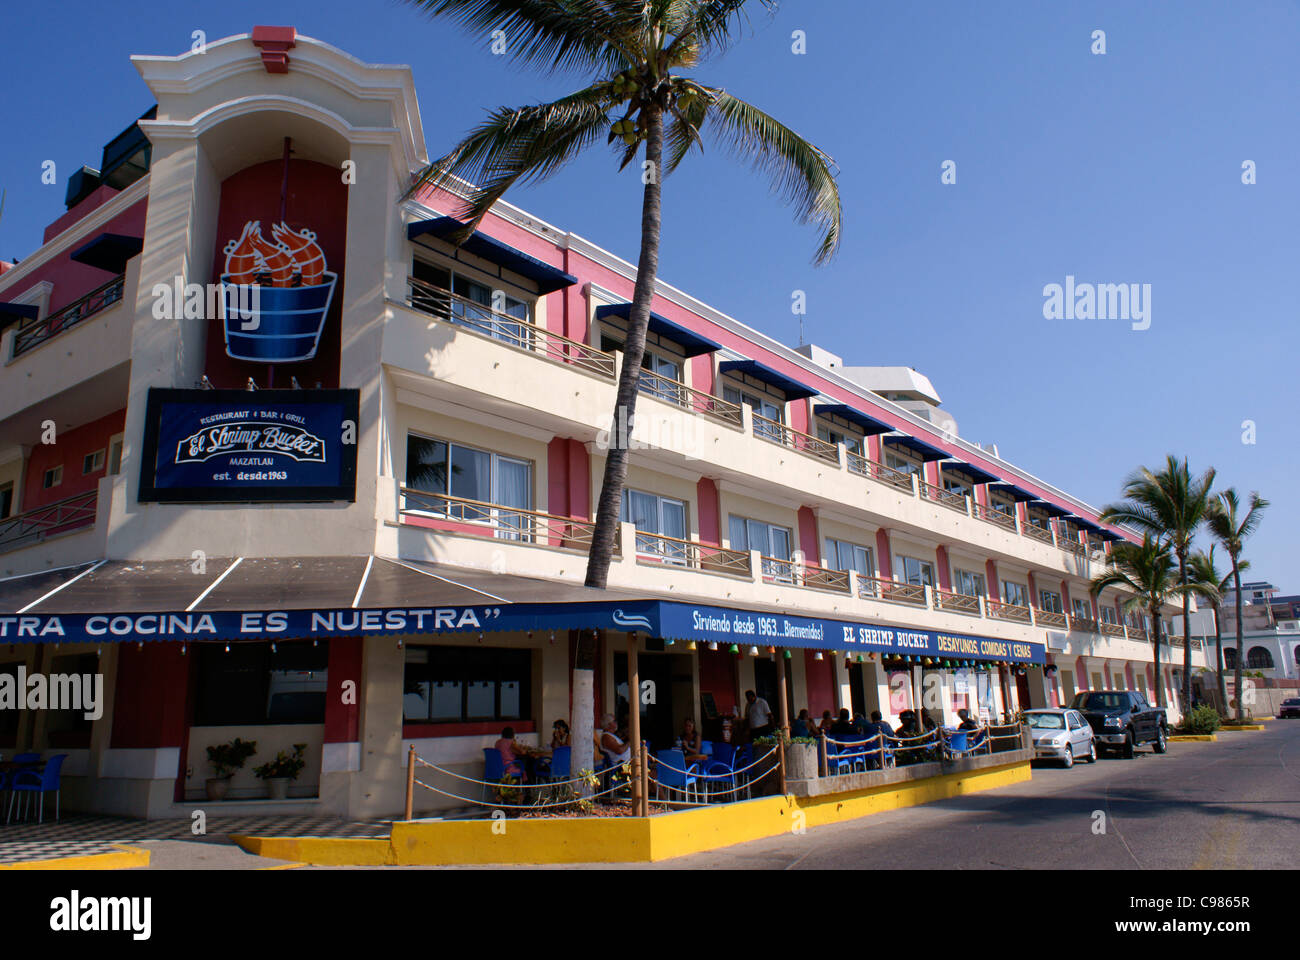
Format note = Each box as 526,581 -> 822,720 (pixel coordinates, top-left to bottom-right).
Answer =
205,777 -> 231,801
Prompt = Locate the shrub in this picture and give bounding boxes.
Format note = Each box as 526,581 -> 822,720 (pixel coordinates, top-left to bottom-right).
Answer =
1181,705 -> 1222,735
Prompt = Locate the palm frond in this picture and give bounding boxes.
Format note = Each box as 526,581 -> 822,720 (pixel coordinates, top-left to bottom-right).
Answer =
701,89 -> 842,263
665,0 -> 777,61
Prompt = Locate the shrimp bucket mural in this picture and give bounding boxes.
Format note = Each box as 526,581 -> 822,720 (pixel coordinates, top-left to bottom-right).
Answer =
220,220 -> 337,362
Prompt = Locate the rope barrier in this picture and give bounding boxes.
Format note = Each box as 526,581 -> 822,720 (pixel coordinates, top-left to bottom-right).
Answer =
414,754 -> 606,790
648,746 -> 778,778
411,775 -> 629,810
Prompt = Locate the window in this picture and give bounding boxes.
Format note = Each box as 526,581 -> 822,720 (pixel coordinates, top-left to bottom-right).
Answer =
825,538 -> 872,576
0,661 -> 21,743
0,483 -> 11,520
602,335 -> 685,406
405,434 -> 532,537
193,641 -> 328,726
1072,598 -> 1092,621
622,490 -> 687,562
107,437 -> 124,476
990,497 -> 1015,516
885,453 -> 920,475
43,466 -> 62,489
817,426 -> 863,456
1040,590 -> 1063,613
403,645 -> 532,723
954,569 -> 986,598
941,473 -> 970,497
410,260 -> 531,345
82,449 -> 105,475
723,385 -> 783,440
1002,581 -> 1030,607
898,555 -> 935,588
1100,605 -> 1119,625
42,652 -> 101,747
1223,648 -> 1237,669
1246,646 -> 1274,669
729,514 -> 792,579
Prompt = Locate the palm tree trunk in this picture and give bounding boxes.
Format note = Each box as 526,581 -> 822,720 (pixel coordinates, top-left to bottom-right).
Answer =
1212,604 -> 1226,713
1232,560 -> 1244,720
1180,552 -> 1192,720
1151,601 -> 1164,708
585,105 -> 664,589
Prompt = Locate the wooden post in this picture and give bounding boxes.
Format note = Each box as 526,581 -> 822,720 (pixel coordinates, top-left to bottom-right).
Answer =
819,730 -> 828,778
775,647 -> 789,795
641,739 -> 651,815
404,744 -> 415,821
627,633 -> 643,816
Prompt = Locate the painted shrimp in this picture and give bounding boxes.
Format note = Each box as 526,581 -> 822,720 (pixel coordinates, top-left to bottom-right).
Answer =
271,222 -> 326,286
222,221 -> 263,284
244,220 -> 297,287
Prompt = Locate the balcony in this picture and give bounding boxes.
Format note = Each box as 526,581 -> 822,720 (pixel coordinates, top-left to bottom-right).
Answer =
1023,523 -> 1055,546
635,368 -> 743,428
1060,539 -> 1087,558
398,487 -> 601,552
406,277 -> 615,379
918,480 -> 968,514
1035,609 -> 1069,629
858,576 -> 927,607
751,413 -> 839,464
0,491 -> 98,554
972,500 -> 1018,533
845,451 -> 915,493
12,274 -> 125,358
631,531 -> 750,578
987,600 -> 1033,624
1071,616 -> 1100,634
1100,621 -> 1127,638
934,590 -> 981,616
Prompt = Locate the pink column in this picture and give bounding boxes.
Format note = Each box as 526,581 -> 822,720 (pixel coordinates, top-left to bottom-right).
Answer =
797,506 -> 820,566
985,560 -> 1000,600
696,478 -> 721,546
875,529 -> 893,579
935,545 -> 952,592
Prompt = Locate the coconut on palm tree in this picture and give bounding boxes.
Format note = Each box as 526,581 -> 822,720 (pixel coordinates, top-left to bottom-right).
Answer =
403,0 -> 842,781
1205,489 -> 1269,720
1090,536 -> 1201,709
1186,546 -> 1242,714
1099,456 -> 1215,716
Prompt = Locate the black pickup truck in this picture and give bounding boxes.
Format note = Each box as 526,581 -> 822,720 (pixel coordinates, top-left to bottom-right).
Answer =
1068,690 -> 1169,758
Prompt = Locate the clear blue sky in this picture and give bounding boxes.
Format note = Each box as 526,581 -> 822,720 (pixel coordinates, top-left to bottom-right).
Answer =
1,0 -> 1295,584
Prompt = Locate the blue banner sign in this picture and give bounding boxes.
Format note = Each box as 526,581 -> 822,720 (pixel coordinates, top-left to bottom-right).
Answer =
138,388 -> 358,502
0,599 -> 1044,663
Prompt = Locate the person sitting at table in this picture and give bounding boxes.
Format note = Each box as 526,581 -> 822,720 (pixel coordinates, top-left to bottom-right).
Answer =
598,714 -> 632,767
550,718 -> 571,748
818,710 -> 834,735
494,726 -> 528,782
895,710 -> 920,738
829,708 -> 857,738
919,709 -> 938,732
956,708 -> 979,731
791,709 -> 813,737
678,717 -> 707,764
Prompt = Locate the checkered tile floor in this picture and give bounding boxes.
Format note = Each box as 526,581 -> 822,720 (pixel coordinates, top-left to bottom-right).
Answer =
0,814 -> 391,864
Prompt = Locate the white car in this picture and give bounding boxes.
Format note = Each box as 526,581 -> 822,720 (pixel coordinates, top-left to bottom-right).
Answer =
1026,708 -> 1096,767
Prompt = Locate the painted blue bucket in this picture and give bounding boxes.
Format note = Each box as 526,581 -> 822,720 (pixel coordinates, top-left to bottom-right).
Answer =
220,272 -> 337,362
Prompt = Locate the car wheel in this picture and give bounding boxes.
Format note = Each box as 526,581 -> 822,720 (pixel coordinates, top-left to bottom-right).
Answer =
1062,744 -> 1074,768
1153,727 -> 1167,754
1122,731 -> 1135,759
1086,740 -> 1097,763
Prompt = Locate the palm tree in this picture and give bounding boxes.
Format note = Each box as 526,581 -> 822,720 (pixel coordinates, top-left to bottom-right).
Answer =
1205,489 -> 1269,720
1090,536 -> 1199,710
1186,547 -> 1242,713
403,0 -> 842,776
1099,456 -> 1215,716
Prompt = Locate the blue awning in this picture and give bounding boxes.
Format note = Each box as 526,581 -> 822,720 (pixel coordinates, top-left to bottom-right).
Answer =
988,482 -> 1037,502
941,460 -> 1000,486
882,434 -> 950,462
718,359 -> 818,400
594,303 -> 721,357
813,403 -> 894,436
1100,529 -> 1127,542
407,217 -> 578,294
0,302 -> 40,332
1029,500 -> 1073,518
70,232 -> 143,273
1073,517 -> 1104,534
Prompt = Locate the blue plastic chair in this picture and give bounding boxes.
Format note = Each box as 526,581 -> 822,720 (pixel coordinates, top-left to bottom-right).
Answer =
482,748 -> 523,803
732,744 -> 754,797
946,729 -> 969,757
655,749 -> 699,803
8,754 -> 65,824
539,746 -> 571,783
701,741 -> 714,758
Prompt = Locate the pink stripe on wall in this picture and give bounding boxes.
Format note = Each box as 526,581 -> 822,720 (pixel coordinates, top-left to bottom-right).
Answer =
1076,658 -> 1088,689
797,506 -> 820,565
547,438 -> 569,517
875,529 -> 893,579
935,545 -> 951,592
567,439 -> 590,519
690,354 -> 714,395
789,398 -> 809,435
697,477 -> 721,546
984,560 -> 1000,600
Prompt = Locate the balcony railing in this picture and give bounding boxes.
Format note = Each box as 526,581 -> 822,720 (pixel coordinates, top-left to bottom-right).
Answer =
751,413 -> 840,464
1100,621 -> 1127,637
934,590 -> 981,615
918,481 -> 968,513
399,487 -> 605,551
801,565 -> 852,594
859,576 -> 927,606
630,531 -> 750,577
1071,616 -> 1100,634
1060,538 -> 1087,558
407,277 -> 615,379
972,500 -> 1018,533
12,275 -> 126,358
845,451 -> 915,493
0,490 -> 98,553
635,368 -> 743,428
987,600 -> 1033,624
1023,522 -> 1055,546
1035,609 -> 1069,629
1130,625 -> 1149,642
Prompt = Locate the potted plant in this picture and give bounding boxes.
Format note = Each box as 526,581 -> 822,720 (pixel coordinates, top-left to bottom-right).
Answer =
253,743 -> 308,800
206,738 -> 257,801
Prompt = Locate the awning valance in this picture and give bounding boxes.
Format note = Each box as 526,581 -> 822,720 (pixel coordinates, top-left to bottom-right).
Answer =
813,403 -> 894,436
69,233 -> 143,274
882,434 -> 950,462
407,216 -> 578,294
941,460 -> 1000,486
594,303 -> 721,357
718,359 -> 818,400
988,482 -> 1037,502
1030,500 -> 1073,518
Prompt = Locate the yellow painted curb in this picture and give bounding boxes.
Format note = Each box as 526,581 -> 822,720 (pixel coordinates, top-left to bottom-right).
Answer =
1170,734 -> 1217,742
0,844 -> 150,871
236,760 -> 1030,867
1219,724 -> 1266,731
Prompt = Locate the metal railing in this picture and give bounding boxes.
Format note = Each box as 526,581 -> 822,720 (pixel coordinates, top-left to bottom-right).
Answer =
0,490 -> 98,553
1060,538 -> 1088,558
934,590 -> 981,615
972,500 -> 1018,533
407,277 -> 615,379
1023,522 -> 1055,546
635,368 -> 743,427
1100,621 -> 1127,637
918,481 -> 968,513
12,275 -> 126,357
801,565 -> 852,594
845,451 -> 915,492
751,413 -> 840,464
399,487 -> 605,551
631,531 -> 750,577
1035,609 -> 1068,629
859,576 -> 927,606
987,600 -> 1033,624
1071,616 -> 1100,634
